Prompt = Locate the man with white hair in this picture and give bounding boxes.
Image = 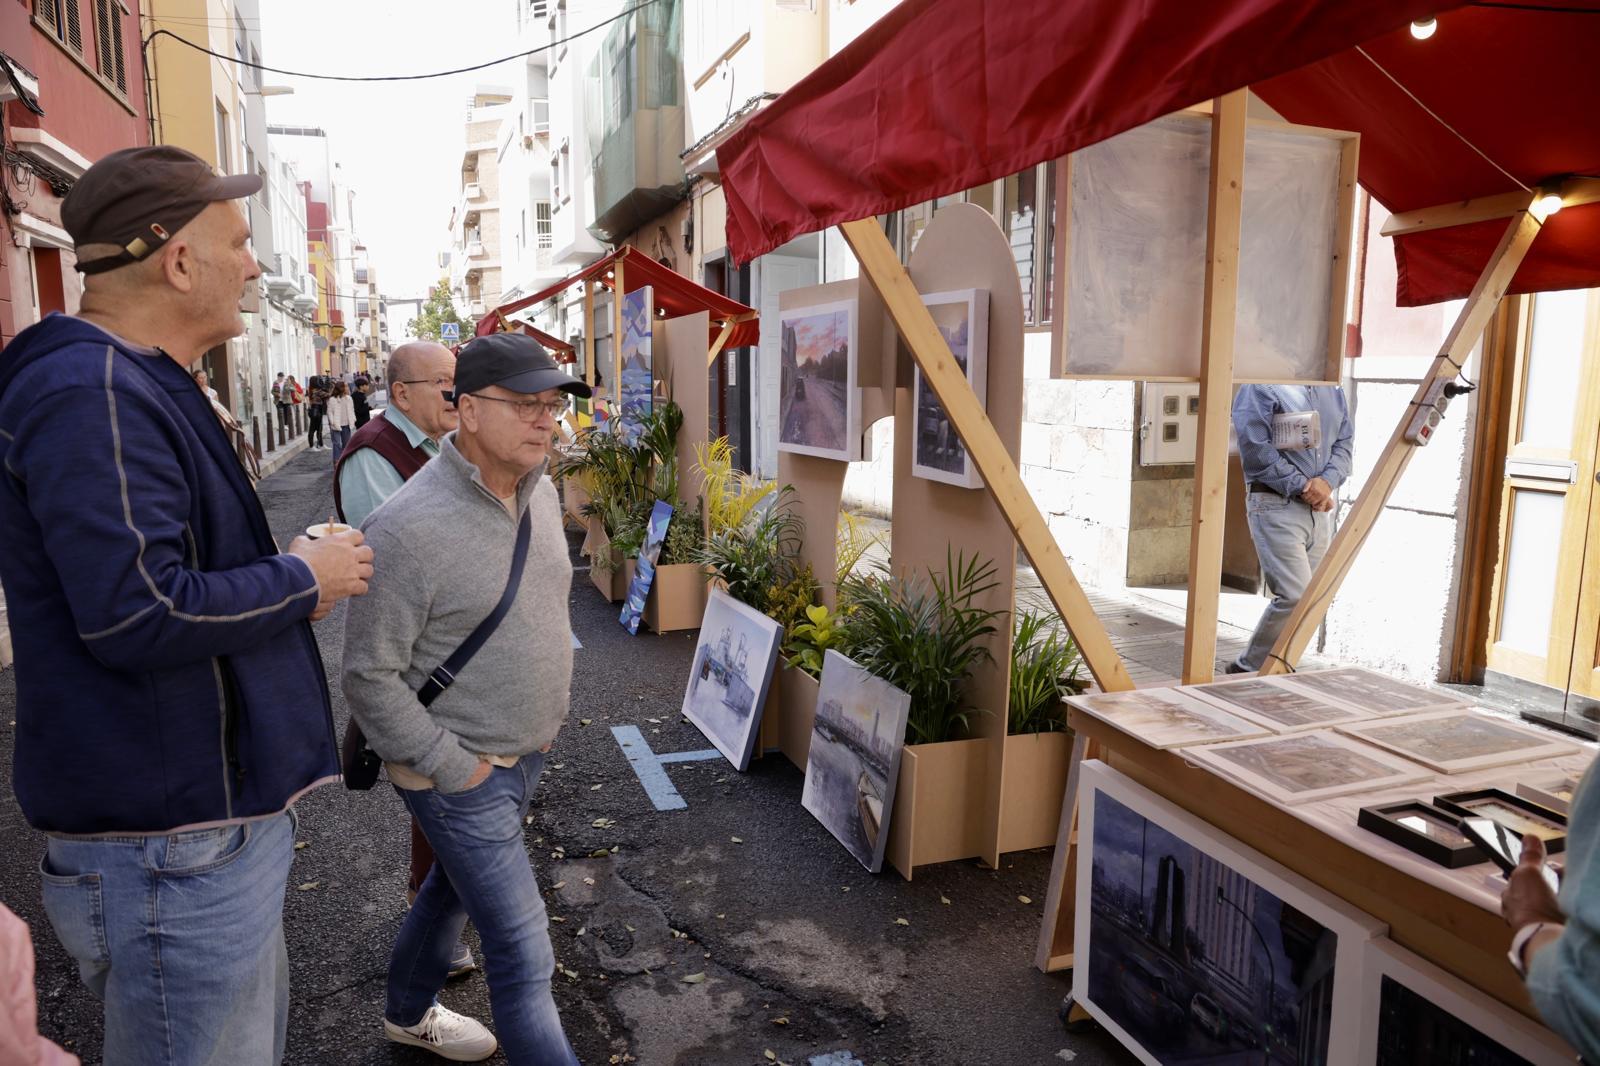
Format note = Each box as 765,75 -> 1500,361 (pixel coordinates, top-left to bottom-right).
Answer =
0,145 -> 373,1065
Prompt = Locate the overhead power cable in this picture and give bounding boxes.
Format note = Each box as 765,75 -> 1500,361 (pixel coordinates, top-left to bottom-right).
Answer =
143,0 -> 661,82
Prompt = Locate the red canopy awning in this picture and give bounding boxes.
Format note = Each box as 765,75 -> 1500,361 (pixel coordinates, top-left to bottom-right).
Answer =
717,0 -> 1600,306
471,318 -> 577,363
477,246 -> 760,348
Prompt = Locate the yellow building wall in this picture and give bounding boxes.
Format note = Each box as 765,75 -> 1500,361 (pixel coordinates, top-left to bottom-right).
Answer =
143,0 -> 243,169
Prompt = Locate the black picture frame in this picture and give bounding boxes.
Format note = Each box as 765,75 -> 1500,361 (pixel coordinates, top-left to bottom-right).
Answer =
1432,788 -> 1568,855
1357,801 -> 1488,869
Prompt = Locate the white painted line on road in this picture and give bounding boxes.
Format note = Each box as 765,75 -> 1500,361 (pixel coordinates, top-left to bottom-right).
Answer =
611,725 -> 722,811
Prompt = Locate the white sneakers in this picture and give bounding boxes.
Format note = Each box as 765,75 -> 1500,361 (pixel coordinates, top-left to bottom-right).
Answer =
383,1004 -> 498,1062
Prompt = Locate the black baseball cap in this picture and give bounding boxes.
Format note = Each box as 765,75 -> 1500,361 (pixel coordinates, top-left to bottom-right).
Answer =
62,146 -> 262,275
453,332 -> 592,400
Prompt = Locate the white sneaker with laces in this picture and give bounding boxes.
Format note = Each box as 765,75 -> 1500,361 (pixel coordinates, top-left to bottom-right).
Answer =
383,1004 -> 498,1062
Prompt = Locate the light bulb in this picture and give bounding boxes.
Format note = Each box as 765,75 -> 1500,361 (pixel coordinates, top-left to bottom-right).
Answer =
1533,192 -> 1564,221
1410,17 -> 1437,40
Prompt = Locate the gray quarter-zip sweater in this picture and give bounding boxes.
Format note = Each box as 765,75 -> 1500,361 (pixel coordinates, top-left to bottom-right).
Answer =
342,432 -> 573,793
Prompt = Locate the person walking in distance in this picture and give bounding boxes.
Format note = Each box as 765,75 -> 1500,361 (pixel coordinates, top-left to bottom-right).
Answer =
352,377 -> 372,428
326,380 -> 356,464
307,374 -> 329,450
0,145 -> 374,1066
192,368 -> 219,403
334,340 -> 477,978
1226,383 -> 1353,674
344,332 -> 588,1063
273,371 -> 289,426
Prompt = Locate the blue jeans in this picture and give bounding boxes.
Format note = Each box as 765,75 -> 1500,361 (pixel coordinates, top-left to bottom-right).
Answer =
329,426 -> 351,463
1235,491 -> 1332,671
389,753 -> 577,1065
38,810 -> 297,1066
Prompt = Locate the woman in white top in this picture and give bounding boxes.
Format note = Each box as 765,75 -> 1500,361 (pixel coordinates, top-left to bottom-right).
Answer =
325,380 -> 357,465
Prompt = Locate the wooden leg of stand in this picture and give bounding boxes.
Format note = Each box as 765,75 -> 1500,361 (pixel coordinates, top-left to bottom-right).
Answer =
1036,730 -> 1094,972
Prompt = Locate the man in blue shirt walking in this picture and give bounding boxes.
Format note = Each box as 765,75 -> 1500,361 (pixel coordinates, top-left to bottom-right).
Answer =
1227,384 -> 1354,674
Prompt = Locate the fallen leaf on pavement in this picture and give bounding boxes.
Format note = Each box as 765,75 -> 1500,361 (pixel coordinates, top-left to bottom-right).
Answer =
550,916 -> 567,923
583,876 -> 596,886
590,784 -> 604,791
293,841 -> 308,851
730,836 -> 744,844
764,1051 -> 776,1062
579,719 -> 593,726
552,881 -> 566,890
1018,895 -> 1033,905
771,1017 -> 789,1026
646,717 -> 661,724
625,924 -> 636,932
940,896 -> 951,905
297,882 -> 319,891
893,918 -> 910,926
576,927 -> 586,936
681,972 -> 706,984
592,817 -> 615,828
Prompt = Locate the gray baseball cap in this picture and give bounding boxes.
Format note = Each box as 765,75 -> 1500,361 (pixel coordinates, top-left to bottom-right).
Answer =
452,332 -> 592,399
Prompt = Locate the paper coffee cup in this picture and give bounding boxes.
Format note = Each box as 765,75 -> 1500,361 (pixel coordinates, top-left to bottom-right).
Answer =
306,521 -> 353,539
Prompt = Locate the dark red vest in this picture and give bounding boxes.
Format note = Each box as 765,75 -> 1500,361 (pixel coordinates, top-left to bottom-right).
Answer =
333,412 -> 433,522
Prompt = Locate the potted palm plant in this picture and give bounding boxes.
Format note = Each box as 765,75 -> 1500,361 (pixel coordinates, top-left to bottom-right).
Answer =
1000,610 -> 1086,853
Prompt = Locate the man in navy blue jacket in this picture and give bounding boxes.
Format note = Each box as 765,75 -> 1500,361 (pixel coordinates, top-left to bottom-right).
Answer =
0,146 -> 374,1066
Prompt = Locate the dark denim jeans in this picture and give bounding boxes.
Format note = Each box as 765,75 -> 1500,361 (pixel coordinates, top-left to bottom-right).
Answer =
39,810 -> 297,1066
388,753 -> 578,1065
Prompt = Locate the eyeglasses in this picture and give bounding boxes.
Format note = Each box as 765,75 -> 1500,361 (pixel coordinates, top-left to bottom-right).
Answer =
465,393 -> 569,422
398,378 -> 455,391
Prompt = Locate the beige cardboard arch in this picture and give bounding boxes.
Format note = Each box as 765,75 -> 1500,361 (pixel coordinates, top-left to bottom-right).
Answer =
885,203 -> 1023,875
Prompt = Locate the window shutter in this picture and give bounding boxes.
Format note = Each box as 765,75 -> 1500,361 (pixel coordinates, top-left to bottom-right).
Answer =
35,0 -> 59,34
111,6 -> 127,92
95,0 -> 113,77
64,0 -> 84,54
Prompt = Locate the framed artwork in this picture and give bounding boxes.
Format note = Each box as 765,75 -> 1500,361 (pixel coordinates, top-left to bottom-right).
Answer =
1075,760 -> 1383,1066
1066,687 -> 1270,749
1276,667 -> 1469,718
1356,801 -> 1487,869
1516,776 -> 1577,817
1183,730 -> 1432,806
801,651 -> 912,873
778,299 -> 862,461
681,589 -> 783,771
619,500 -> 672,636
1058,111 -> 1356,383
618,286 -> 655,445
1359,938 -> 1578,1065
1187,676 -> 1376,732
1336,712 -> 1579,774
1432,788 -> 1567,853
910,288 -> 989,489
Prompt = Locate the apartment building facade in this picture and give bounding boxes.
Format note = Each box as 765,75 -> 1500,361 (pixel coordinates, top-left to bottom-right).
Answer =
0,0 -> 150,345
447,88 -> 512,323
260,149 -> 319,385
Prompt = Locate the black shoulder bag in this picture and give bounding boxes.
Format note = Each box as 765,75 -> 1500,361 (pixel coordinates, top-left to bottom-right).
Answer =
342,510 -> 532,790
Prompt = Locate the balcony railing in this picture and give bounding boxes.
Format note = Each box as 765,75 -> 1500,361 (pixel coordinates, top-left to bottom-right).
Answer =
587,0 -> 684,243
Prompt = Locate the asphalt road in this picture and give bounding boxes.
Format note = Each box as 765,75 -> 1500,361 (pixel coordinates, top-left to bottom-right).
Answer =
0,449 -> 1137,1066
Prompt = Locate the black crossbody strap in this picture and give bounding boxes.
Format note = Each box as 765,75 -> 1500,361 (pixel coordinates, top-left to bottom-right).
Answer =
416,509 -> 532,708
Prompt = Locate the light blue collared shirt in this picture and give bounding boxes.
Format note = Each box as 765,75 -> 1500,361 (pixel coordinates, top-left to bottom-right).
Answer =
1231,384 -> 1353,498
337,407 -> 440,527
1527,760 -> 1600,1058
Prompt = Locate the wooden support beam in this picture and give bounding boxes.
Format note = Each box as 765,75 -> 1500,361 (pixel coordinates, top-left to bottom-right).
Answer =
1182,91 -> 1247,684
838,218 -> 1135,693
1381,177 -> 1600,238
705,320 -> 736,368
1260,207 -> 1544,675
612,255 -> 626,399
582,280 -> 596,388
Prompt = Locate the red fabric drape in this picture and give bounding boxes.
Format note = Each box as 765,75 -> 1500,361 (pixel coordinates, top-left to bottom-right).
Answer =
716,0 -> 1600,306
478,248 -> 759,348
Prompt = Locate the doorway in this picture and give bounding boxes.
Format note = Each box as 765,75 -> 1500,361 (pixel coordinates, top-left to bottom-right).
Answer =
1482,287 -> 1600,735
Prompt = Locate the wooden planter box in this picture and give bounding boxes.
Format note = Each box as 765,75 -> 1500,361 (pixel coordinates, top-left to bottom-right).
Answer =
998,728 -> 1074,854
587,520 -> 628,602
887,737 -> 990,881
620,560 -> 711,633
765,665 -> 819,770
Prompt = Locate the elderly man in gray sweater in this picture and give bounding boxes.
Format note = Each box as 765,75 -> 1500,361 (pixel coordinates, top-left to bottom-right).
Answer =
343,332 -> 589,1064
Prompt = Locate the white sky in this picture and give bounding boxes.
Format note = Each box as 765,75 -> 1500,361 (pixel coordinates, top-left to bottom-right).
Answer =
257,0 -> 518,327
